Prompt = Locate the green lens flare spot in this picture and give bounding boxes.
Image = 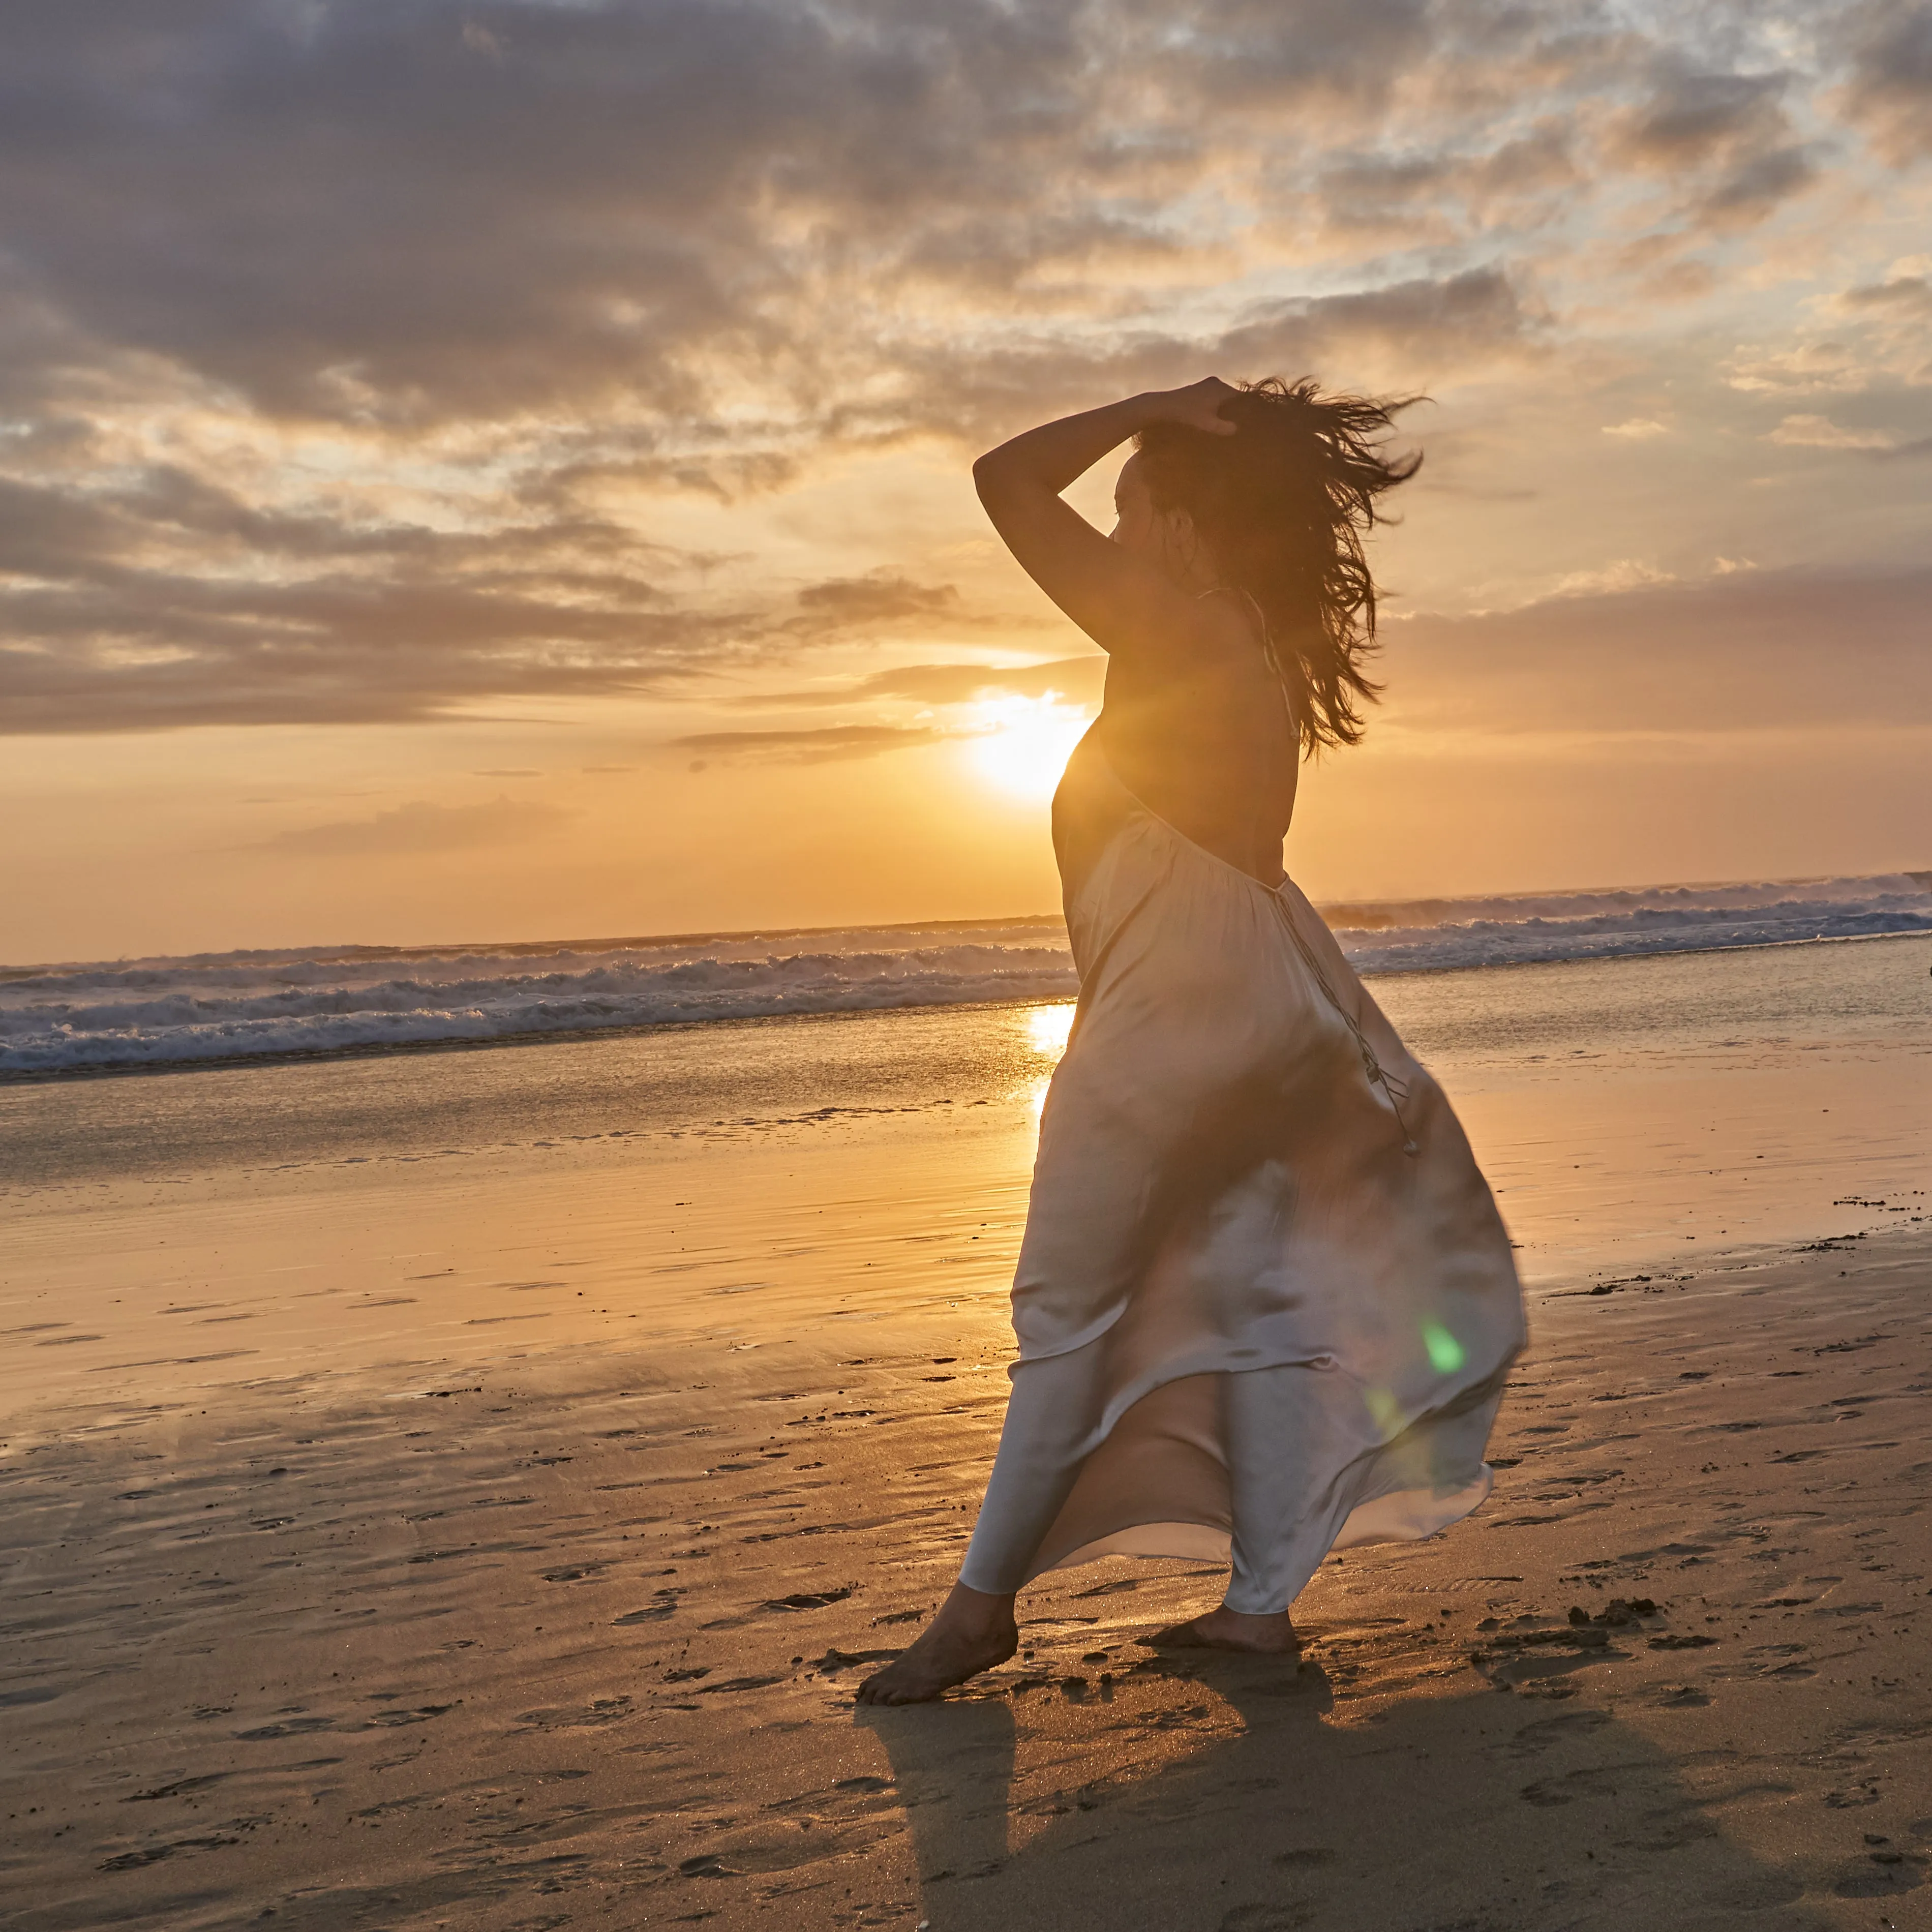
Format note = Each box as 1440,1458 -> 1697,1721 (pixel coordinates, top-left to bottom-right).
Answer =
1421,1319 -> 1466,1374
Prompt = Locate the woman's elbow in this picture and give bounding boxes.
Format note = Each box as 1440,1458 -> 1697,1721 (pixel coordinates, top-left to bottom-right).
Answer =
972,446 -> 1024,508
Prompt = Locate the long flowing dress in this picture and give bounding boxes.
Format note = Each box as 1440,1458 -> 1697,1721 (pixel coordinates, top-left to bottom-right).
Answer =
957,726 -> 1526,1614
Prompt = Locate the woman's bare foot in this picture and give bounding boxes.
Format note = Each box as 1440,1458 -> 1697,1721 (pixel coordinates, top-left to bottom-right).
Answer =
1149,1605 -> 1300,1654
856,1583 -> 1018,1705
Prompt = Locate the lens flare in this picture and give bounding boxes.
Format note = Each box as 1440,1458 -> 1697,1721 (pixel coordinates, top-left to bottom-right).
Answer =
1420,1319 -> 1466,1374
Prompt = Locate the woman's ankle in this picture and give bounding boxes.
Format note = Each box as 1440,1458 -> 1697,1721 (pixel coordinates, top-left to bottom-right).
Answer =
943,1580 -> 1017,1632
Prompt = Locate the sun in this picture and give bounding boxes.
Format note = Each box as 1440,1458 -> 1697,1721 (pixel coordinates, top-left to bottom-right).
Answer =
965,697 -> 1092,802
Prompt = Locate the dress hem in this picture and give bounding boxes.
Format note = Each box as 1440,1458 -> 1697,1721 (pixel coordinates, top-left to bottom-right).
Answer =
1024,1466 -> 1497,1585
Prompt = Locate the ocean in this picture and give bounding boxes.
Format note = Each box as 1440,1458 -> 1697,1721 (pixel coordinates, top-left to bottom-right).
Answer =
4,870 -> 1928,1078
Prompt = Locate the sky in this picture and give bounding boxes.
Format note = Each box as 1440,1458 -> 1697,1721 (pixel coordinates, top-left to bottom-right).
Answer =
3,0 -> 1929,963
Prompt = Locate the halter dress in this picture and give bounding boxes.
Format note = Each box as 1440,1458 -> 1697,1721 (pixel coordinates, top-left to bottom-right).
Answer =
957,723 -> 1526,1614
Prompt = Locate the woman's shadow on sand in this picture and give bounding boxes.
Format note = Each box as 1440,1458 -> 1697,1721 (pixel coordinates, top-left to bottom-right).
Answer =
856,1645 -> 1904,1931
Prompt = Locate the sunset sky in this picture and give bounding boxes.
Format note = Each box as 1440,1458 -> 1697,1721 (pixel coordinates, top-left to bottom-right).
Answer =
4,0 -> 1929,962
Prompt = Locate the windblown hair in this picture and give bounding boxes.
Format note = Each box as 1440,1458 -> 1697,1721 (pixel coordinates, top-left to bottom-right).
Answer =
1135,376 -> 1422,754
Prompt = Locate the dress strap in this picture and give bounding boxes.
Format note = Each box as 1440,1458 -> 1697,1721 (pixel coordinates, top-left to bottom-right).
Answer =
1268,887 -> 1420,1158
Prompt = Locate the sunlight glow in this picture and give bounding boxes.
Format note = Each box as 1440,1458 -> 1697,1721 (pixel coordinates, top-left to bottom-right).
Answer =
1025,1003 -> 1075,1054
1023,1004 -> 1075,1119
966,697 -> 1091,802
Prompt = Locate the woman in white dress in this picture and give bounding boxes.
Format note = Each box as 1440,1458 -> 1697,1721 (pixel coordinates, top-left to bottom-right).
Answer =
859,377 -> 1525,1705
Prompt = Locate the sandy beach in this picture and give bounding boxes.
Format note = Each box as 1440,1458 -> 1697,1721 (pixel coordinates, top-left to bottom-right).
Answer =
4,940 -> 1929,1931
11,3 -> 1932,1924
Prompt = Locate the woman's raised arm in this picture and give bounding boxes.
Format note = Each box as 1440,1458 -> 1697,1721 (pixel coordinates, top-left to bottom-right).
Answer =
972,380 -> 1242,661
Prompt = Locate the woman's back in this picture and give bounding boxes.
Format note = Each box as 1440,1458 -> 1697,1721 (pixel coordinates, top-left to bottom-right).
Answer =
1096,589 -> 1299,885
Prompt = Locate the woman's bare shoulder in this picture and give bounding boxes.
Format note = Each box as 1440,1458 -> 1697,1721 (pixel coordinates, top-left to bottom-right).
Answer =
1104,593 -> 1270,699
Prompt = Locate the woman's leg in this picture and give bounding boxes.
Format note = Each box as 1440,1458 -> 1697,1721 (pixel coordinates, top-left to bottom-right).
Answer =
1154,1365 -> 1307,1652
859,1351 -> 1097,1704
1224,1361 -> 1307,1615
958,1348 -> 1098,1592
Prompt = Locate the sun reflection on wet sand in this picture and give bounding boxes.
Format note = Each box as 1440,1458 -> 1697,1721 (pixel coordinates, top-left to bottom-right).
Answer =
1023,1000 -> 1076,1116
1024,1002 -> 1075,1055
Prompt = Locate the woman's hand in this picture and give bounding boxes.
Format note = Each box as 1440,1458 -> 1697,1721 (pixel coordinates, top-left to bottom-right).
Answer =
1148,377 -> 1241,437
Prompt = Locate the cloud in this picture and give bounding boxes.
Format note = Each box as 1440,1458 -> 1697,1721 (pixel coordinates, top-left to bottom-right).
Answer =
1838,274 -> 1932,317
1213,267 -> 1539,382
790,576 -> 961,625
1163,0 -> 1437,108
1605,66 -> 1817,232
259,796 -> 573,856
1545,559 -> 1675,597
1384,566 -> 1932,736
752,655 -> 1107,709
1724,340 -> 1871,394
1601,418 -> 1670,440
0,461 -> 972,732
673,723 -> 945,766
1311,125 -> 1581,242
1837,0 -> 1932,162
1766,413 -> 1896,449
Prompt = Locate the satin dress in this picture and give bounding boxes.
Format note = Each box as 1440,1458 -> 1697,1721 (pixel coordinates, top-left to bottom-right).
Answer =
957,726 -> 1526,1613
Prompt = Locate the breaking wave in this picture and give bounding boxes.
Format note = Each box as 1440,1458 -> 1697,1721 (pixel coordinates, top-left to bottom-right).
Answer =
5,873 -> 1927,1076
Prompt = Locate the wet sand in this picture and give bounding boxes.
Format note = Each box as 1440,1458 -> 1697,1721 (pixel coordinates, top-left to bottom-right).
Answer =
5,1223 -> 1929,1930
3,980 -> 1930,1930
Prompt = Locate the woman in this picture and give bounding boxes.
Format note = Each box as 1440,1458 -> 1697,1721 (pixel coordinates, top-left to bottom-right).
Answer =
859,377 -> 1525,1705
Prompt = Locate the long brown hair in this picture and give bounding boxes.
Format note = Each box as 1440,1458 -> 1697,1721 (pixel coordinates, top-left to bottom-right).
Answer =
1135,376 -> 1421,754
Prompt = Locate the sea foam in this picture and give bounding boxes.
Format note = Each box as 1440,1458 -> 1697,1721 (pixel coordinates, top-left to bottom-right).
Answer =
5,874 -> 1927,1076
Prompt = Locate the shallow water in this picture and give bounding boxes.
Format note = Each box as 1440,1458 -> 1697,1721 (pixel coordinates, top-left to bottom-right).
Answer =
2,930 -> 1925,1183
